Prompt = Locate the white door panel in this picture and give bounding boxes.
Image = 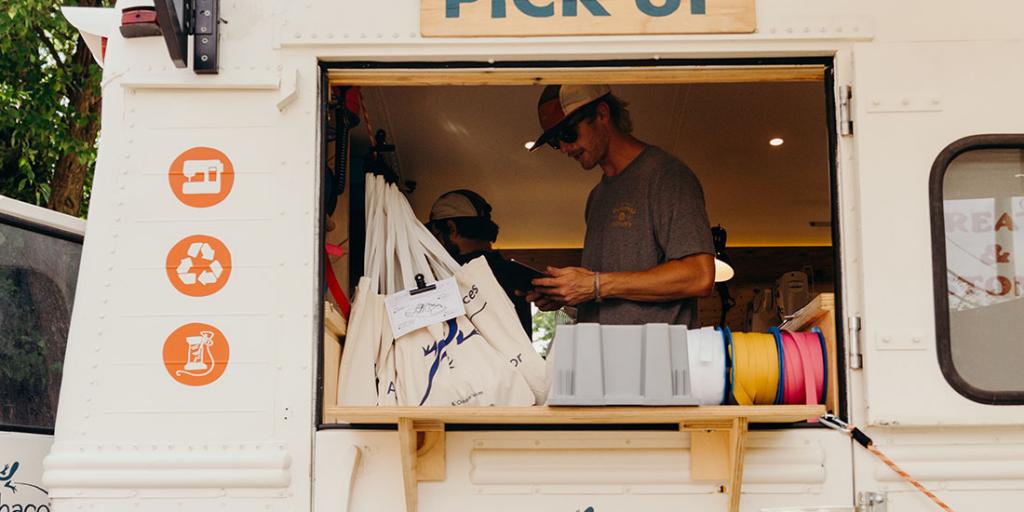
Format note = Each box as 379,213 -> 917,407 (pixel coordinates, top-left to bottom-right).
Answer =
852,426 -> 1024,511
853,40 -> 1024,426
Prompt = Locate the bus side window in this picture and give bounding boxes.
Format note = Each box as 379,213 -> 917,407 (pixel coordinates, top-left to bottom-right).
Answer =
932,139 -> 1024,405
0,219 -> 82,431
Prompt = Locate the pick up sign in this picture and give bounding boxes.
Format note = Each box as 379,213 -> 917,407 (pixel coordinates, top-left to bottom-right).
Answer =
422,0 -> 756,37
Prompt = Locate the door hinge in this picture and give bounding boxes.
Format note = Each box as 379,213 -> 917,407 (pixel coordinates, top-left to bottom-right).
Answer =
856,492 -> 886,512
839,85 -> 854,136
848,315 -> 862,369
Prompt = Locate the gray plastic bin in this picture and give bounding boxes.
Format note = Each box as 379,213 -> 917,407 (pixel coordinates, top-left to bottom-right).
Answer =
547,323 -> 698,406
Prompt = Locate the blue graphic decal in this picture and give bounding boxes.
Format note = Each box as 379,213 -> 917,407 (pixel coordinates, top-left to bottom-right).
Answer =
0,463 -> 18,493
419,319 -> 481,405
0,461 -> 48,495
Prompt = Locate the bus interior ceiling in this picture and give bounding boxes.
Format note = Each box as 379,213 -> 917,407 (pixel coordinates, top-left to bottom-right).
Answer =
324,78 -> 834,332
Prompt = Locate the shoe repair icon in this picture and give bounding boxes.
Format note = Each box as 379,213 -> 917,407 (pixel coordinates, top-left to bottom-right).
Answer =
169,147 -> 235,208
166,235 -> 232,297
163,323 -> 230,386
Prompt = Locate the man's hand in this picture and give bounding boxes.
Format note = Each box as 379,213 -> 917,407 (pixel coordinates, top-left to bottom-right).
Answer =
522,289 -> 566,311
532,266 -> 596,307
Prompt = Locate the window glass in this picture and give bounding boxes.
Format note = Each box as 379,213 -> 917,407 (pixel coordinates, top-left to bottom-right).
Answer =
0,222 -> 81,430
941,147 -> 1024,395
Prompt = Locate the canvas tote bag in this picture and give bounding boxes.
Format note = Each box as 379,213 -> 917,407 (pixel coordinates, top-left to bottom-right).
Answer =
455,257 -> 549,404
379,184 -> 532,406
336,173 -> 389,405
392,190 -> 549,404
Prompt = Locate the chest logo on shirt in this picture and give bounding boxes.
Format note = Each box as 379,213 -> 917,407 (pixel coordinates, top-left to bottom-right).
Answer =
611,204 -> 637,228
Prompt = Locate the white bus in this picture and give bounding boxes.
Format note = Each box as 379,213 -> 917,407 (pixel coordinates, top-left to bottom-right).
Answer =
0,197 -> 85,512
35,1 -> 1024,511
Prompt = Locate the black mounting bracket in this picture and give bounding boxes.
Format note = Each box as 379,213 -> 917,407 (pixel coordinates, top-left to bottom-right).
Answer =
153,0 -> 220,74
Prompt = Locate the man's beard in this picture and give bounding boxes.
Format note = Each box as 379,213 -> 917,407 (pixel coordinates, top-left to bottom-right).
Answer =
440,233 -> 461,260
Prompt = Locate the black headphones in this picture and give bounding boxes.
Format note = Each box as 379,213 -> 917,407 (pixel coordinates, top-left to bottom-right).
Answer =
449,189 -> 492,219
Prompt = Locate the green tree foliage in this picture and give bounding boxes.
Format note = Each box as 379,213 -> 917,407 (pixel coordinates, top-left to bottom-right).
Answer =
531,308 -> 557,357
0,0 -> 110,216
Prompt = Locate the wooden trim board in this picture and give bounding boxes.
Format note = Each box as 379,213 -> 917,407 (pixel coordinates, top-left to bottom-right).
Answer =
325,404 -> 824,425
327,66 -> 824,87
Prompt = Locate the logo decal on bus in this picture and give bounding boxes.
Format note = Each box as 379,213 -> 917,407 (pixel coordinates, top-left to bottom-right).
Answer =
0,461 -> 50,512
165,235 -> 233,297
162,323 -> 230,386
168,147 -> 235,208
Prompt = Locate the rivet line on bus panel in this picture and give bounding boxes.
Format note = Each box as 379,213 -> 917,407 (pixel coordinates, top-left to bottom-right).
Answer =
764,24 -> 863,36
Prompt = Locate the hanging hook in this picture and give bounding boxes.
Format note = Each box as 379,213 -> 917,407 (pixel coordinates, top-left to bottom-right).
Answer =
819,413 -> 851,434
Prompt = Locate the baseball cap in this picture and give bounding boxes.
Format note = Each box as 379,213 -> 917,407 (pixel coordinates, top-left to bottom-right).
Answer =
429,189 -> 492,221
531,84 -> 612,152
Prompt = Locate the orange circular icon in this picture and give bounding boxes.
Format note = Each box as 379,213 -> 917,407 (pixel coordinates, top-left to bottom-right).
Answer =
163,323 -> 229,386
169,147 -> 235,207
166,235 -> 232,297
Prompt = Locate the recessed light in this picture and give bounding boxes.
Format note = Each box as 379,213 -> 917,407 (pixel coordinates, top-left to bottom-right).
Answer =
769,138 -> 784,147
524,141 -> 536,150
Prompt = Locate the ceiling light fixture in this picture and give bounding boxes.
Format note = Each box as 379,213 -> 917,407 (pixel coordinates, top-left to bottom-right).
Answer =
769,138 -> 784,147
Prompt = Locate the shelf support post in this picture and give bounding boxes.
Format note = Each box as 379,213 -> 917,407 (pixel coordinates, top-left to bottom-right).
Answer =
728,417 -> 749,512
681,416 -> 750,512
398,418 -> 447,512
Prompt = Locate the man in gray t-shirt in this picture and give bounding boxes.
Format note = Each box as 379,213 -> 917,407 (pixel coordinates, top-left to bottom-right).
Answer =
526,84 -> 715,326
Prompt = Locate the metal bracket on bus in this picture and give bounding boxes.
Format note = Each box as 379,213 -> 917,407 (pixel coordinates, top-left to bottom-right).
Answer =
857,491 -> 887,512
839,85 -> 853,136
848,315 -> 862,369
153,0 -> 221,74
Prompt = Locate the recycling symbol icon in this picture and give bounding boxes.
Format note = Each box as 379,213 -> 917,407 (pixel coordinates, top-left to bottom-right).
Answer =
176,242 -> 225,286
166,235 -> 232,297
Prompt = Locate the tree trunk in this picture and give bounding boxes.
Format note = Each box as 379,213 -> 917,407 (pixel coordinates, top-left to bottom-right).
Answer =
47,36 -> 102,216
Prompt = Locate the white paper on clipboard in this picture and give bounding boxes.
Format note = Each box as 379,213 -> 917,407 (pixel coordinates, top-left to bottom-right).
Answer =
384,277 -> 465,338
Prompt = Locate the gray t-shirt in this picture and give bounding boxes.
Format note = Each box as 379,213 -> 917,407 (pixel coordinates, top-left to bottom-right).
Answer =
578,145 -> 714,326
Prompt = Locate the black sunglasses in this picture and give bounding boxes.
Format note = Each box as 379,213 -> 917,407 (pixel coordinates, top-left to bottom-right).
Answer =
547,106 -> 598,149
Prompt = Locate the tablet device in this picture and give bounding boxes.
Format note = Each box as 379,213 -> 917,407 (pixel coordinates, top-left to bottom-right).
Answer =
507,259 -> 547,292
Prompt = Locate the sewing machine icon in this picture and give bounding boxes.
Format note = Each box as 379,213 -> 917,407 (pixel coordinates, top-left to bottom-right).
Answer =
181,159 -> 224,195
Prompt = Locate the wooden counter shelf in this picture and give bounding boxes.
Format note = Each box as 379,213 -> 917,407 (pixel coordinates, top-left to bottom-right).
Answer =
324,404 -> 826,512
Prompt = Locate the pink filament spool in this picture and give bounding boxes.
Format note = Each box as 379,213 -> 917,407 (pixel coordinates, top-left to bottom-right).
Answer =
780,330 -> 826,406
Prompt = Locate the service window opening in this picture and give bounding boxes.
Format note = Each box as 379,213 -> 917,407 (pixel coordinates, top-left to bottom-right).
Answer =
320,68 -> 838,416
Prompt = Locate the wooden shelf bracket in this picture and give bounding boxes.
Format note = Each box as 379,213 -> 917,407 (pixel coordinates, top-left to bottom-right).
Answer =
682,417 -> 750,512
397,418 -> 446,512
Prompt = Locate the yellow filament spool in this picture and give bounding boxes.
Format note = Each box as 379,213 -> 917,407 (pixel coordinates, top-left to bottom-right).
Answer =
729,332 -> 780,405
